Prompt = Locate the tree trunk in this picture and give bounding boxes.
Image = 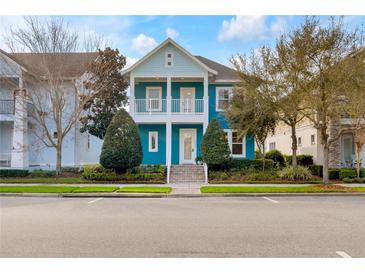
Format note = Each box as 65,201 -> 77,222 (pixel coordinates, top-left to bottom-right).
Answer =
323,144 -> 329,184
261,141 -> 266,172
56,142 -> 62,176
291,125 -> 298,168
355,143 -> 362,178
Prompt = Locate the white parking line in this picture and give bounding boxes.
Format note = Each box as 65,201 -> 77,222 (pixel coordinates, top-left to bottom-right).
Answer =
336,251 -> 352,258
87,198 -> 104,204
262,197 -> 279,204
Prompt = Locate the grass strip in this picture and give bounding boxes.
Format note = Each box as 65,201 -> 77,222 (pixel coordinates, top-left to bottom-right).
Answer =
210,181 -> 323,184
117,186 -> 172,194
0,185 -> 79,193
200,185 -> 365,193
72,186 -> 119,193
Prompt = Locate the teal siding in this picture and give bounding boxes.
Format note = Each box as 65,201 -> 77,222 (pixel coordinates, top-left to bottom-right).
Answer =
135,82 -> 167,99
171,82 -> 203,99
208,84 -> 231,129
138,124 -> 166,165
171,124 -> 203,164
245,134 -> 255,160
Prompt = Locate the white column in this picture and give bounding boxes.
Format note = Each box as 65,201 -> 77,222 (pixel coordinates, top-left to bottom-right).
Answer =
129,74 -> 135,117
166,76 -> 171,114
203,74 -> 209,133
11,75 -> 28,168
166,121 -> 172,183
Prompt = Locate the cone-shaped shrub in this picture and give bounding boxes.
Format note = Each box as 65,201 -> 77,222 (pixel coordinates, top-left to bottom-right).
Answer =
201,119 -> 231,167
100,109 -> 142,172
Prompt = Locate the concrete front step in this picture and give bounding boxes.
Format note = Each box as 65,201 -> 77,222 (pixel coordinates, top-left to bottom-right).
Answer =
170,164 -> 205,183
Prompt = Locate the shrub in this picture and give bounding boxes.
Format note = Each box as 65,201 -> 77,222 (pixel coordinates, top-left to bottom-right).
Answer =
339,168 -> 357,180
228,158 -> 275,171
61,166 -> 82,174
201,119 -> 231,168
309,165 -> 323,177
82,165 -> 120,181
246,170 -> 279,181
0,169 -> 29,177
265,150 -> 285,167
255,150 -> 263,159
343,177 -> 365,183
100,109 -> 142,172
278,166 -> 312,181
285,154 -> 314,166
29,170 -> 54,178
328,168 -> 341,180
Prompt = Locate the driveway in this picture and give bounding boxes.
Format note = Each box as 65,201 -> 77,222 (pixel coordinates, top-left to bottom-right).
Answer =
0,196 -> 364,257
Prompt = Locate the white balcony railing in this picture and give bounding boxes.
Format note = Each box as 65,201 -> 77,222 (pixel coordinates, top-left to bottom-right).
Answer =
0,153 -> 11,167
0,100 -> 14,114
172,99 -> 204,114
134,98 -> 204,114
134,99 -> 167,113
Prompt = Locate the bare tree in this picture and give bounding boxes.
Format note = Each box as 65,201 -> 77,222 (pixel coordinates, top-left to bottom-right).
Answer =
2,16 -> 105,175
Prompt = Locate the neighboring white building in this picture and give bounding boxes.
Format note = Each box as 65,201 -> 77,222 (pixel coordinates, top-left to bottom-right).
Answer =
0,49 -> 103,169
265,118 -> 365,168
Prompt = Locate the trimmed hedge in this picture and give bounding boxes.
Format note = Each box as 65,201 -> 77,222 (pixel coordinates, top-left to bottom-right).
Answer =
266,150 -> 285,167
309,165 -> 323,177
0,169 -> 29,178
82,165 -> 166,182
285,154 -> 314,166
328,168 -> 341,180
339,168 -> 357,180
228,158 -> 275,171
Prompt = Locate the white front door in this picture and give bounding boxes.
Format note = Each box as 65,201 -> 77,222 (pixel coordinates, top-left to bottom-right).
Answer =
180,88 -> 195,113
180,128 -> 197,164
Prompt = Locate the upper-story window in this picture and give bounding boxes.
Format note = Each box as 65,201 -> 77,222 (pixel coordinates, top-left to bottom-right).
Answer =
165,52 -> 174,68
216,87 -> 233,112
146,87 -> 162,111
269,142 -> 276,151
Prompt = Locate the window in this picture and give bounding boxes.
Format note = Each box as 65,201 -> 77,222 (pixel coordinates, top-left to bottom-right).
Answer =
148,131 -> 158,152
269,142 -> 276,151
231,131 -> 243,156
146,87 -> 162,111
311,134 -> 315,145
298,137 -> 302,146
165,52 -> 173,67
216,87 -> 232,111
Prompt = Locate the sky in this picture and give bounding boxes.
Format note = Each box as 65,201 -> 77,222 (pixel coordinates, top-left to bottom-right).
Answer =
0,15 -> 364,68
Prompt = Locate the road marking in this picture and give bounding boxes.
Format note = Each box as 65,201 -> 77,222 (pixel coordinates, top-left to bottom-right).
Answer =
262,197 -> 279,204
87,198 -> 104,204
336,251 -> 352,258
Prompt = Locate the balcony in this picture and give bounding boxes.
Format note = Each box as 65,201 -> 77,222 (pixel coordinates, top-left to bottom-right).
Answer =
134,99 -> 204,114
0,100 -> 14,114
132,98 -> 205,123
0,153 -> 11,167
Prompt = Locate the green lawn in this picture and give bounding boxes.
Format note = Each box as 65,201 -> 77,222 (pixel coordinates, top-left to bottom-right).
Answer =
201,185 -> 365,193
117,186 -> 172,193
72,186 -> 119,193
0,185 -> 78,193
0,177 -> 85,184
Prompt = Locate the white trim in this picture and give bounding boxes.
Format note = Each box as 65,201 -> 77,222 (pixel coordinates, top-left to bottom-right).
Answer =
148,131 -> 158,152
179,128 -> 197,164
146,86 -> 162,111
165,51 -> 174,68
215,86 -> 233,112
224,129 -> 245,158
121,38 -> 217,76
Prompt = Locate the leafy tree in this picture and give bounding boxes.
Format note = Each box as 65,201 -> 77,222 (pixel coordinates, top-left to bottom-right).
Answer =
201,119 -> 231,168
226,77 -> 277,171
287,16 -> 364,183
100,109 -> 142,173
266,149 -> 285,167
80,47 -> 129,139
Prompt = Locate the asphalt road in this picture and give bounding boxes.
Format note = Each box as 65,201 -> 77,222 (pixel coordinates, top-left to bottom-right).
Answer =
0,196 -> 364,257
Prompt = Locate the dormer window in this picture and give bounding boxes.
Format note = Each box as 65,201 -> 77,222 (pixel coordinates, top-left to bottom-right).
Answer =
165,52 -> 173,67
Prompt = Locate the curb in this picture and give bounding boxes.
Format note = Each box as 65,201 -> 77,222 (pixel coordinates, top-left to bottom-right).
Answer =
1,192 -> 365,198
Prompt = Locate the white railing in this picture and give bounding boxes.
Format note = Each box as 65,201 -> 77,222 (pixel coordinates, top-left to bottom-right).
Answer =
0,153 -> 11,167
0,100 -> 14,114
172,99 -> 204,114
134,99 -> 167,113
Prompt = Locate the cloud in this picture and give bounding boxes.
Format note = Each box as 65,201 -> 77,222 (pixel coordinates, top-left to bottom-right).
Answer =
166,27 -> 179,40
218,16 -> 286,42
132,33 -> 158,55
125,56 -> 139,69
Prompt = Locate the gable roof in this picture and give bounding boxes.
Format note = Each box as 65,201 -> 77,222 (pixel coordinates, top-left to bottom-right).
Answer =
122,38 -> 218,76
195,55 -> 239,81
0,49 -> 98,78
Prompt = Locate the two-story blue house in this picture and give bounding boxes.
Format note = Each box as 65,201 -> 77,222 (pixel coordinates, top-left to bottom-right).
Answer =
122,38 -> 254,182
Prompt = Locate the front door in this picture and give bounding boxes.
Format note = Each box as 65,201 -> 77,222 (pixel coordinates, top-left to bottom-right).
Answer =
180,88 -> 195,113
180,128 -> 197,164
